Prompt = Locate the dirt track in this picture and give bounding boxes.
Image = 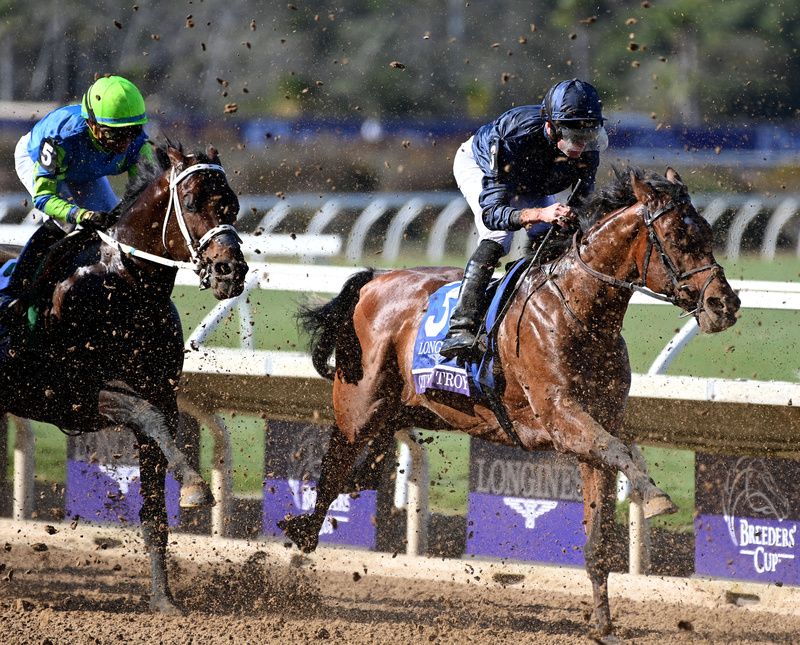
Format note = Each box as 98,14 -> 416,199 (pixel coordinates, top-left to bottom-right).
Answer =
0,521 -> 798,644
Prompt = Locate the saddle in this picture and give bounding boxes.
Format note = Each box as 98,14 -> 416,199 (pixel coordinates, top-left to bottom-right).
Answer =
412,256 -> 547,400
0,228 -> 97,341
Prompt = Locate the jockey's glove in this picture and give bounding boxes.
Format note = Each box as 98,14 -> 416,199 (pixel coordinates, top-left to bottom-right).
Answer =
78,210 -> 115,231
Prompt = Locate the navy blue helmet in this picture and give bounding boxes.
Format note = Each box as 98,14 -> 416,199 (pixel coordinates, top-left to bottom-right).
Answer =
542,79 -> 603,125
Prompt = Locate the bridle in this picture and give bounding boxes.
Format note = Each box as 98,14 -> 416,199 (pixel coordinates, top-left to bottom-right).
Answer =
97,162 -> 241,289
572,200 -> 722,317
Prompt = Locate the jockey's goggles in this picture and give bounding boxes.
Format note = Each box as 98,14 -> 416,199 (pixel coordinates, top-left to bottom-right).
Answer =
556,122 -> 609,152
97,124 -> 142,144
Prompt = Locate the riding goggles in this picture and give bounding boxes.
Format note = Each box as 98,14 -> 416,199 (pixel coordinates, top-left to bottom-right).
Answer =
98,124 -> 143,144
557,124 -> 609,152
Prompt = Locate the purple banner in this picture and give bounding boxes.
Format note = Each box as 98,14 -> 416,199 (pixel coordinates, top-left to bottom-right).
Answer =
466,437 -> 585,565
695,514 -> 800,584
467,492 -> 585,564
695,453 -> 800,586
66,460 -> 180,526
263,478 -> 376,549
264,420 -> 382,549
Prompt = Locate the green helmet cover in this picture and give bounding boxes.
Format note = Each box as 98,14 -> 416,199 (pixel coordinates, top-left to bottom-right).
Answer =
81,76 -> 147,127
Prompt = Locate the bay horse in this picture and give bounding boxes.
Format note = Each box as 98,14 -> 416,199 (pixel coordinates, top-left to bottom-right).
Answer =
282,167 -> 740,637
0,141 -> 247,613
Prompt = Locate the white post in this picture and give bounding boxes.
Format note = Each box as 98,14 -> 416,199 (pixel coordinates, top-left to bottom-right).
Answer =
393,440 -> 411,509
178,398 -> 233,537
396,430 -> 429,556
208,414 -> 233,538
627,444 -> 653,574
12,416 -> 34,520
628,500 -> 646,574
623,325 -> 701,573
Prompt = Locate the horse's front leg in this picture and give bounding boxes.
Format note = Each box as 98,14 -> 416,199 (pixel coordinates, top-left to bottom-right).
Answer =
529,392 -> 676,519
580,463 -> 618,640
98,386 -> 213,508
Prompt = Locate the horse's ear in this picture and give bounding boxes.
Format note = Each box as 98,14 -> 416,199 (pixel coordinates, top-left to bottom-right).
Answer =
630,170 -> 656,204
206,145 -> 221,163
665,167 -> 684,187
166,145 -> 186,172
155,145 -> 170,169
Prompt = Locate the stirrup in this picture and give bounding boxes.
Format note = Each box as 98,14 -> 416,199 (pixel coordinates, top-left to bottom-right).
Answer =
439,331 -> 477,360
0,293 -> 19,315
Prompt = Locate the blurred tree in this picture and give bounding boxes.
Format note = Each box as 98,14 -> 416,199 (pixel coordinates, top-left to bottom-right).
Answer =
0,0 -> 795,124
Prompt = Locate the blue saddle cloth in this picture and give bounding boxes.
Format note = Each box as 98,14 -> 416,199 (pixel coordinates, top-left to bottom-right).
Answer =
411,258 -> 531,400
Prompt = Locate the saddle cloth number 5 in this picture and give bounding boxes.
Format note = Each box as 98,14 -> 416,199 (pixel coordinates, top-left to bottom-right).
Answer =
423,283 -> 461,338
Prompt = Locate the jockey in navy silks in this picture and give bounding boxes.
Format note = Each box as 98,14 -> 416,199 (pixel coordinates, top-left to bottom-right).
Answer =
0,75 -> 153,315
439,79 -> 608,360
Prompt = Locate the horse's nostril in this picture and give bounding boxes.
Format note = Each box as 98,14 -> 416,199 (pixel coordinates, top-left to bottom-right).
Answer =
705,297 -> 723,313
214,261 -> 232,276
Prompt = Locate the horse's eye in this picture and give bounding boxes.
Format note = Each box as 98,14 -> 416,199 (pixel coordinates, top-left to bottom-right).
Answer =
183,194 -> 197,212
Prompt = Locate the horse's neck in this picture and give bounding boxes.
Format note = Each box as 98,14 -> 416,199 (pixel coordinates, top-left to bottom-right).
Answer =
114,179 -> 169,258
106,178 -> 179,290
560,209 -> 644,334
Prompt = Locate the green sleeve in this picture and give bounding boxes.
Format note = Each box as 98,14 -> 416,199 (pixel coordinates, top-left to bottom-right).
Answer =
32,167 -> 83,224
127,140 -> 155,180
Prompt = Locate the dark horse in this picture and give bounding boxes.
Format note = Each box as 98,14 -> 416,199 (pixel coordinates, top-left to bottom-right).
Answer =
0,142 -> 248,612
282,168 -> 740,638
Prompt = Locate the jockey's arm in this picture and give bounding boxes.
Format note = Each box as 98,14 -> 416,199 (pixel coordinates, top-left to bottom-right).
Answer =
126,139 -> 154,181
31,140 -> 82,225
478,179 -> 526,231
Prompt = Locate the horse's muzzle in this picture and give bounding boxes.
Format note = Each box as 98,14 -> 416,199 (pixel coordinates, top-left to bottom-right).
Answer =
698,289 -> 740,333
210,258 -> 248,299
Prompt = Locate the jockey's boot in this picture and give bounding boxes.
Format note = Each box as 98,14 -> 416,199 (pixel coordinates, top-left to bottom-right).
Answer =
439,239 -> 504,361
0,220 -> 65,325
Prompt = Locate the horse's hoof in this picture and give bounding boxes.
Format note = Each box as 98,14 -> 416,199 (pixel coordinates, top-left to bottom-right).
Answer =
591,632 -> 619,645
643,493 -> 678,519
149,595 -> 184,616
278,515 -> 320,553
179,481 -> 215,508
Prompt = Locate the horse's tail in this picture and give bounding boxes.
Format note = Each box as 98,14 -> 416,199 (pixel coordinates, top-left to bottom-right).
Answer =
297,269 -> 376,382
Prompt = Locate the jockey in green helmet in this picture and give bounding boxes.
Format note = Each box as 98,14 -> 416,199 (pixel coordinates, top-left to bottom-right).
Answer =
0,75 -> 153,321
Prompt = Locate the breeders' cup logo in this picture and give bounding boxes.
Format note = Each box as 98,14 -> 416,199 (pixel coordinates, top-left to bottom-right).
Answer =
285,425 -> 327,483
287,479 -> 351,536
285,425 -> 351,536
504,498 -> 558,529
722,457 -> 795,574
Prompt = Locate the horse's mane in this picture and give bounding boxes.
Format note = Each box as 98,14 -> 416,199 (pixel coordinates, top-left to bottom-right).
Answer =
112,138 -> 216,216
538,166 -> 687,261
577,165 -> 686,231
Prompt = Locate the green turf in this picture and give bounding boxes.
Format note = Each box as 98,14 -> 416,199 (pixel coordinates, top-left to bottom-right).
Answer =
5,253 -> 798,531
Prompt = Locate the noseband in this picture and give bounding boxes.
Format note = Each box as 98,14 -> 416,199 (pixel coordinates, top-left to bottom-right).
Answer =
573,201 -> 722,316
97,162 -> 241,288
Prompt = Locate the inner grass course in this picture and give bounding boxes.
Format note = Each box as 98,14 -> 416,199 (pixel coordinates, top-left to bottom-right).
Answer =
5,253 -> 799,531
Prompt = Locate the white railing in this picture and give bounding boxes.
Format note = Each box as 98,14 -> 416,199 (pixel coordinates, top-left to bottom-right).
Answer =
2,191 -> 799,262
5,261 -> 800,561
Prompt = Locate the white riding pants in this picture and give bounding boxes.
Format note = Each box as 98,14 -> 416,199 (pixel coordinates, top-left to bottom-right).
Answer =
452,136 -> 554,255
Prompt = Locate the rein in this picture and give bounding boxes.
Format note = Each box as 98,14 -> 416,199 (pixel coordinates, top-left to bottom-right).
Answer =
96,162 -> 240,287
572,202 -> 721,315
